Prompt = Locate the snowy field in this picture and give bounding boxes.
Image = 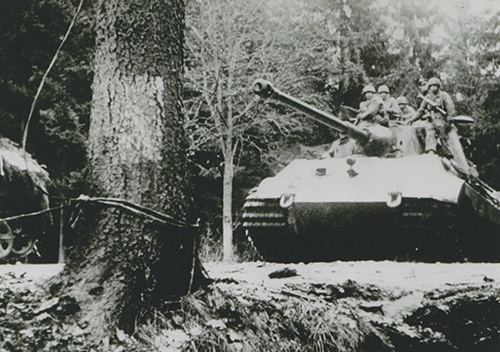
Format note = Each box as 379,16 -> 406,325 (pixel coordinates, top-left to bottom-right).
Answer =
206,261 -> 500,291
2,261 -> 500,291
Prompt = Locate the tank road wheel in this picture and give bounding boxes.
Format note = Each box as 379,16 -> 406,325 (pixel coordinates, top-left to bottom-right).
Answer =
12,234 -> 36,257
0,221 -> 14,260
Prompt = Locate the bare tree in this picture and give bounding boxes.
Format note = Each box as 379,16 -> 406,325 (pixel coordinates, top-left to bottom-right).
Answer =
185,0 -> 334,261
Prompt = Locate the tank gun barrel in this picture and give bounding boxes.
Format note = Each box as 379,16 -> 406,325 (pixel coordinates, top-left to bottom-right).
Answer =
252,79 -> 370,143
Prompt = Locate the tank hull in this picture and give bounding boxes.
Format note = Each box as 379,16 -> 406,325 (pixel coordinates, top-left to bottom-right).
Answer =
246,198 -> 466,262
243,155 -> 500,262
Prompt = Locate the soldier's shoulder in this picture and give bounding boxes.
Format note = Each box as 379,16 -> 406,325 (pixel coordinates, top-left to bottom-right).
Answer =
440,90 -> 453,99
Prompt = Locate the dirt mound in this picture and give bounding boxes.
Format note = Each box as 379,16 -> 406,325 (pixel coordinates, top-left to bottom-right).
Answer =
205,262 -> 500,352
307,280 -> 390,301
2,262 -> 500,351
402,285 -> 500,351
139,277 -> 500,351
0,268 -> 142,352
0,271 -> 82,351
139,280 -> 391,351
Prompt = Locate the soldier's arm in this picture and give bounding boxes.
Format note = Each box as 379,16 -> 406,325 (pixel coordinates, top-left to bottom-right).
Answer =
362,98 -> 383,119
356,101 -> 367,119
407,106 -> 417,120
412,100 -> 427,121
388,99 -> 402,119
442,92 -> 456,117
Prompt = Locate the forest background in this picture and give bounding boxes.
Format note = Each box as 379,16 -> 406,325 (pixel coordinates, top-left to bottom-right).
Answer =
1,0 -> 499,260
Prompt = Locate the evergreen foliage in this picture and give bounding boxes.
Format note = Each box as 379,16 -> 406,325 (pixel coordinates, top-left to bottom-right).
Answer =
0,0 -> 94,184
1,0 -> 499,250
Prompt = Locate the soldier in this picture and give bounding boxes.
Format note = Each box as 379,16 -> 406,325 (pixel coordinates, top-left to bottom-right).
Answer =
417,78 -> 428,95
397,96 -> 416,121
411,77 -> 456,153
378,85 -> 401,120
322,134 -> 358,158
356,84 -> 388,126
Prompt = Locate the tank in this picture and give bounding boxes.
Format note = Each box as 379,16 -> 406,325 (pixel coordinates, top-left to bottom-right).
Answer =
242,80 -> 500,262
0,137 -> 57,263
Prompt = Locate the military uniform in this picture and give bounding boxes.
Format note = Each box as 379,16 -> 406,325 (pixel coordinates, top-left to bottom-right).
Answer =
414,77 -> 456,153
400,105 -> 417,121
378,85 -> 401,120
357,91 -> 388,126
397,96 -> 416,121
323,136 -> 358,158
416,90 -> 456,119
381,96 -> 401,119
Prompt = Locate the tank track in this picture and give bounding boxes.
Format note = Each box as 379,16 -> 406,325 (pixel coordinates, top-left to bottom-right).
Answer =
242,197 -> 481,263
242,198 -> 288,229
242,198 -> 294,262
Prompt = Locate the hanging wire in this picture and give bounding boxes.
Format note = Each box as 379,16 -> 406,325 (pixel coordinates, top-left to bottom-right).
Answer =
21,0 -> 85,150
0,195 -> 198,230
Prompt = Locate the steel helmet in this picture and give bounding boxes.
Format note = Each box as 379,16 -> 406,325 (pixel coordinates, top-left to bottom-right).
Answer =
377,85 -> 390,93
397,96 -> 408,105
418,78 -> 427,86
427,77 -> 441,88
362,84 -> 376,94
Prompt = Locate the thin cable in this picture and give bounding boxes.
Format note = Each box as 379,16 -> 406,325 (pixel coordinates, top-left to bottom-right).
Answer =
0,195 -> 198,230
0,205 -> 69,222
90,197 -> 197,228
92,199 -> 197,229
22,0 -> 85,150
32,188 -> 198,228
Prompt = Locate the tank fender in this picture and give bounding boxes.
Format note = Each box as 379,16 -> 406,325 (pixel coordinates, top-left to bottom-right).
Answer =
460,182 -> 500,226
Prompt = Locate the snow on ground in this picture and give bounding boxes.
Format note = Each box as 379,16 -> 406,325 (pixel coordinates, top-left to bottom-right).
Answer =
206,261 -> 500,291
0,263 -> 63,281
1,261 -> 498,351
1,261 -> 500,292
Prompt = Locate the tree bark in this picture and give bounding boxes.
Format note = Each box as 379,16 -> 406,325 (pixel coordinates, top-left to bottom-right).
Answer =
222,150 -> 234,262
56,0 -> 205,338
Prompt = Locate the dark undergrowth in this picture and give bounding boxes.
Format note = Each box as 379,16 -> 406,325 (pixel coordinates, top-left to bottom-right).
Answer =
137,282 -> 390,352
2,269 -> 500,351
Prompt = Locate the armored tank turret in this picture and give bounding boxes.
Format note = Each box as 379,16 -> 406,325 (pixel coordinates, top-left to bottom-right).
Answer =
242,80 -> 500,262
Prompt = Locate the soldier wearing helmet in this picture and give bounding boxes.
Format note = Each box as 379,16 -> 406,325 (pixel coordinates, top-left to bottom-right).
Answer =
397,96 -> 416,121
417,78 -> 428,95
378,85 -> 401,120
416,77 -> 455,117
362,84 -> 376,95
412,77 -> 456,153
356,84 -> 388,126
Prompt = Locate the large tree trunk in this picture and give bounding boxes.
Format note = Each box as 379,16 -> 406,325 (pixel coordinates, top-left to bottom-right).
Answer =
57,0 -> 205,338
